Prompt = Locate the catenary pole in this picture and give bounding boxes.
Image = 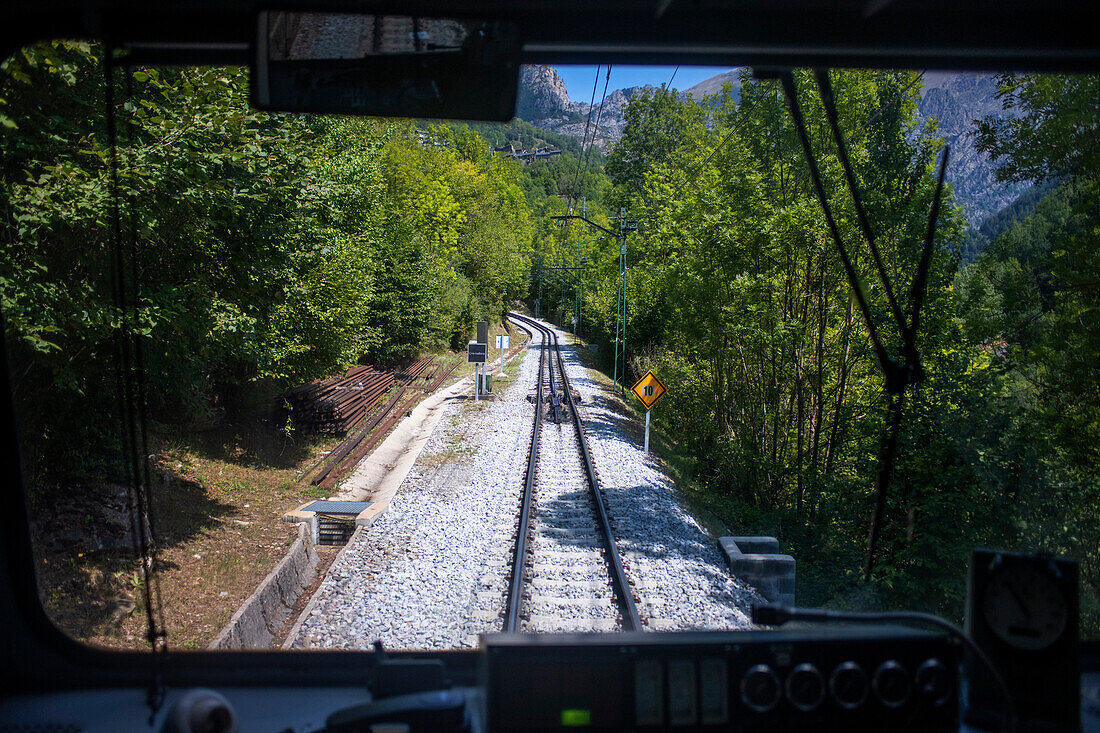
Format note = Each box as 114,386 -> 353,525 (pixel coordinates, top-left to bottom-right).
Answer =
613,207 -> 628,395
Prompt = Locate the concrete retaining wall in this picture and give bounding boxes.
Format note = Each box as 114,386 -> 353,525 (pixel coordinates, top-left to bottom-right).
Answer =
281,524 -> 367,649
719,535 -> 796,607
209,521 -> 320,649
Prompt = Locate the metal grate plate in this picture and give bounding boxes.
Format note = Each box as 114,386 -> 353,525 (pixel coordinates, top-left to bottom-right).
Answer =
302,500 -> 373,515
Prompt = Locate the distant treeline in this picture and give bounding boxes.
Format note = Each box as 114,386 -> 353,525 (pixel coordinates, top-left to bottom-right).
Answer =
961,178 -> 1058,261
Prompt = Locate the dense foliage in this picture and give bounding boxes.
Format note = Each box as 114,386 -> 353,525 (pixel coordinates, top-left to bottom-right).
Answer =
538,71 -> 1099,630
1,42 -> 531,481
965,73 -> 1100,621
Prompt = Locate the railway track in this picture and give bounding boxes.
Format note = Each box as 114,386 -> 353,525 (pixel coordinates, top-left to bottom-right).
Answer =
504,313 -> 641,633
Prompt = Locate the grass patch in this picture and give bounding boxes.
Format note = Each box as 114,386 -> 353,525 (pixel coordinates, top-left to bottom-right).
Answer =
421,443 -> 476,467
33,416 -> 349,650
31,343 -> 495,650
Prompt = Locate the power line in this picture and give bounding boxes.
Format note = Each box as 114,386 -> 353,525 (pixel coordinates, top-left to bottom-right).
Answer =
576,65 -> 613,208
666,65 -> 679,89
568,65 -> 603,211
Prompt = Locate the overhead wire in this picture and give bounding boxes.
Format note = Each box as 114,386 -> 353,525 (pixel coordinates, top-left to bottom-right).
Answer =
567,65 -> 603,211
575,65 -> 613,211
666,65 -> 679,89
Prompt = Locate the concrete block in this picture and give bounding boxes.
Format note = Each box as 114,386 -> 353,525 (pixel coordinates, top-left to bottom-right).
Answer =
728,553 -> 796,577
754,577 -> 779,600
234,600 -> 267,646
718,536 -> 795,608
304,526 -> 320,564
718,536 -> 744,560
273,561 -> 295,607
256,575 -> 283,636
731,536 -> 781,554
356,501 -> 388,528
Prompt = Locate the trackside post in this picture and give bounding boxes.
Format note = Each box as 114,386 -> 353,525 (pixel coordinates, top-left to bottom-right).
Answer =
630,370 -> 667,455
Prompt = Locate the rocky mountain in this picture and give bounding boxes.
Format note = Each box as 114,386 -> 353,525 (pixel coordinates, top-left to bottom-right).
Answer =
515,65 -> 667,152
515,65 -> 746,153
515,65 -> 1023,229
916,72 -> 1026,228
684,70 -> 743,101
514,65 -> 574,123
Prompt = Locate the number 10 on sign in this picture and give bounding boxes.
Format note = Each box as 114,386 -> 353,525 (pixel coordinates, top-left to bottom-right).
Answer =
630,371 -> 667,454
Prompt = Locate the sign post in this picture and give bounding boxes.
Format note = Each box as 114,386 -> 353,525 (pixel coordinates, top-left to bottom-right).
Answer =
472,323 -> 489,401
468,341 -> 488,401
496,334 -> 510,376
630,370 -> 667,455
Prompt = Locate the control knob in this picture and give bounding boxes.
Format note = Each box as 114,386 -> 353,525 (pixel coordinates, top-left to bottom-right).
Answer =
741,664 -> 782,713
829,661 -> 869,710
873,661 -> 911,708
786,663 -> 826,711
915,658 -> 953,707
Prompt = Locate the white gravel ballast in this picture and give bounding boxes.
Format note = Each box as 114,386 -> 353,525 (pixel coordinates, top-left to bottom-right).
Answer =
289,341 -> 538,650
539,319 -> 757,631
289,316 -> 754,651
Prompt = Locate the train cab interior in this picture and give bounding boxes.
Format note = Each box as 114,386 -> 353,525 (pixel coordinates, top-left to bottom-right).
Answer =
2,1 -> 1100,731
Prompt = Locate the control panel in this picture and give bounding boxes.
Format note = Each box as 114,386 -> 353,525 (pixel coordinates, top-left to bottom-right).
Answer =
483,628 -> 960,731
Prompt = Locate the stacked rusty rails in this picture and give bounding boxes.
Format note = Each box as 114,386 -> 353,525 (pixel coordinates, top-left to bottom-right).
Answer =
306,384 -> 406,487
396,355 -> 435,387
318,355 -> 467,488
425,358 -> 461,392
296,352 -> 470,491
306,355 -> 465,490
315,384 -> 431,491
285,365 -> 395,434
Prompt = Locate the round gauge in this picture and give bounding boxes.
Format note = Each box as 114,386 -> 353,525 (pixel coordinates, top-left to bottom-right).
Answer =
741,664 -> 782,713
872,661 -> 910,708
915,658 -> 953,707
981,564 -> 1068,651
830,661 -> 869,710
786,663 -> 825,711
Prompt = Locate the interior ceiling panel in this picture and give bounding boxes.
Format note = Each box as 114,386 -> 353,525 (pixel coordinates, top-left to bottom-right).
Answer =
4,0 -> 1100,70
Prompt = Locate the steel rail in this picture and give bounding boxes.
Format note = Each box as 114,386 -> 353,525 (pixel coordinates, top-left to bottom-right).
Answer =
507,312 -> 641,633
502,315 -> 543,633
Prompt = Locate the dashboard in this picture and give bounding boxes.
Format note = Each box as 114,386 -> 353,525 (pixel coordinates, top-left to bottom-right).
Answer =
2,629 -> 1098,732
485,629 -> 959,731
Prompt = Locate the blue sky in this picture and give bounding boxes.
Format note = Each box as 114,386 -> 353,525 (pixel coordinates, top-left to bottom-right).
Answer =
553,65 -> 732,103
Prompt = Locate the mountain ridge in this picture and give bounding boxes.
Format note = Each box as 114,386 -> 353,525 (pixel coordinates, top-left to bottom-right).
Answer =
515,65 -> 1023,230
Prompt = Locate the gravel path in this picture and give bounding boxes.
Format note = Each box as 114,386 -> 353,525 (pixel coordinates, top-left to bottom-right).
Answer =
289,315 -> 754,650
289,340 -> 537,650
543,320 -> 758,631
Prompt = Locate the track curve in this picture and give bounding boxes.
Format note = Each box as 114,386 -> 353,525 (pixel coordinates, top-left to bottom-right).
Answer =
504,313 -> 641,633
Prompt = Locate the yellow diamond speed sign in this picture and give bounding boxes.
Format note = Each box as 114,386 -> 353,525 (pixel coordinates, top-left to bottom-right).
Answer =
631,371 -> 667,409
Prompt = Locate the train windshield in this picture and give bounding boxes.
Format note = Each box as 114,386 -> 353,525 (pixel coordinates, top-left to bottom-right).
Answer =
2,40 -> 1098,651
